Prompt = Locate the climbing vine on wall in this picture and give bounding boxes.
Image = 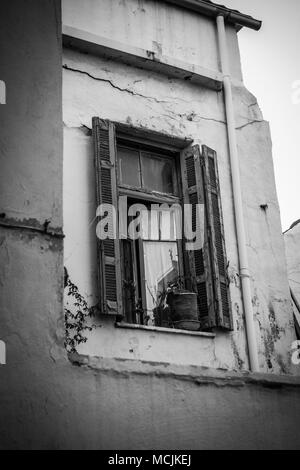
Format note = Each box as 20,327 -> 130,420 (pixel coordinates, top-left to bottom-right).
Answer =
64,271 -> 97,354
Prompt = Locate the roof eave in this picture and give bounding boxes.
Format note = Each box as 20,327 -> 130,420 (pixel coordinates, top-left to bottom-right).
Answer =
163,0 -> 262,31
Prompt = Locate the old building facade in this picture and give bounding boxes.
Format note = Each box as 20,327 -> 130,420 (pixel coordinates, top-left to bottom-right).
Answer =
1,0 -> 300,450
63,0 -> 297,374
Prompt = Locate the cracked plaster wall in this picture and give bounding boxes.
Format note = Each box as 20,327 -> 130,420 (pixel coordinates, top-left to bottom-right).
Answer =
63,2 -> 296,375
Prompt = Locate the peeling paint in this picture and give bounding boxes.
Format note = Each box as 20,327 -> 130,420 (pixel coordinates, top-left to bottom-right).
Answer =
231,338 -> 245,370
0,216 -> 64,240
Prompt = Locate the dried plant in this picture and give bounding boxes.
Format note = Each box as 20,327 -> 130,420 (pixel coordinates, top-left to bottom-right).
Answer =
64,275 -> 97,353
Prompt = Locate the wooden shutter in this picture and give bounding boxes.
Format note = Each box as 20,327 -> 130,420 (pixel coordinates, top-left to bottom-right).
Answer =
180,144 -> 233,330
92,117 -> 122,315
202,145 -> 233,330
180,144 -> 215,329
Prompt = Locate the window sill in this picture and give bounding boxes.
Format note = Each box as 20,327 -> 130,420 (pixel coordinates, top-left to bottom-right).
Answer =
115,322 -> 215,338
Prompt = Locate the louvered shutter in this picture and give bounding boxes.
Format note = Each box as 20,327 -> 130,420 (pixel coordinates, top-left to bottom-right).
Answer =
92,117 -> 122,315
201,145 -> 233,330
180,144 -> 233,331
180,144 -> 215,329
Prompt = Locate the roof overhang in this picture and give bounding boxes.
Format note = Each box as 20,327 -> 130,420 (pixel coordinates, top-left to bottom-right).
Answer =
163,0 -> 262,31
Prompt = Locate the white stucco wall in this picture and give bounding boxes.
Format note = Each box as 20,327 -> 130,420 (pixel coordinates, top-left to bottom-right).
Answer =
63,0 -> 296,374
62,0 -> 243,82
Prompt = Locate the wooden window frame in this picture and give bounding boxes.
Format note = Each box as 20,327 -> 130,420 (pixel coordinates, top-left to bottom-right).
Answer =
116,140 -> 180,198
93,118 -> 233,332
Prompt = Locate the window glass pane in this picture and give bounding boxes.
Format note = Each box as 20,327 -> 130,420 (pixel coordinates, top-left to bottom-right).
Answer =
160,208 -> 178,241
143,241 -> 179,325
141,153 -> 175,194
139,206 -> 180,241
118,147 -> 141,187
140,208 -> 159,240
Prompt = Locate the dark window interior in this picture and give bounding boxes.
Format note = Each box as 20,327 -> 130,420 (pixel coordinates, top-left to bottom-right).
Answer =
117,139 -> 178,196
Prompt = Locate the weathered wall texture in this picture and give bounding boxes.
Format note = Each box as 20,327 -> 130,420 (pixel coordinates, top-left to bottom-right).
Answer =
0,0 -> 63,353
0,0 -> 64,448
63,0 -> 296,375
62,0 -> 243,81
0,1 -> 62,230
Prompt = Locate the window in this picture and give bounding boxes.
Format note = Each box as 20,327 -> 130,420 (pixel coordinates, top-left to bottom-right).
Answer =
118,145 -> 177,195
92,118 -> 233,332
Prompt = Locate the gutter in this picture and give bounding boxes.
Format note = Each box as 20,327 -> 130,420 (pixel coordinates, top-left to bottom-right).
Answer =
164,0 -> 262,31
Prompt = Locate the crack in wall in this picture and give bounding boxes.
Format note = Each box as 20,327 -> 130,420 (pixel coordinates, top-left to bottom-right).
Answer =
236,119 -> 264,131
63,64 -> 170,104
0,216 -> 64,239
196,116 -> 225,124
248,101 -> 258,108
178,111 -> 225,125
63,64 -> 226,126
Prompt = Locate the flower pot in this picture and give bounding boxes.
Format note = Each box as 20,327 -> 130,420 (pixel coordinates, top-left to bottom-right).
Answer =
167,290 -> 200,331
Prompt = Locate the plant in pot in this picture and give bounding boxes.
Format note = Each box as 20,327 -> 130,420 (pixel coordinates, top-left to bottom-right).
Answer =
166,278 -> 200,331
153,288 -> 172,328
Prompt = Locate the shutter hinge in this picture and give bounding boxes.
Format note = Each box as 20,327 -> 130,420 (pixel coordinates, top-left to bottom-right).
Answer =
100,160 -> 114,169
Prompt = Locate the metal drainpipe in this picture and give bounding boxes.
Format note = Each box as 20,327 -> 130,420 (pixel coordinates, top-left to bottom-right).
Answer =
216,15 -> 260,372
